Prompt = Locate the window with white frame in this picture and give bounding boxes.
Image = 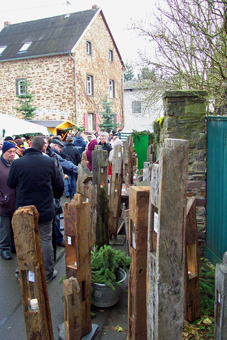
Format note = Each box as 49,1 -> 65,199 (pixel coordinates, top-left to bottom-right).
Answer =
16,78 -> 27,96
132,101 -> 142,114
109,49 -> 113,61
87,75 -> 93,96
88,113 -> 94,131
18,41 -> 32,53
0,45 -> 7,55
86,41 -> 92,55
109,80 -> 115,98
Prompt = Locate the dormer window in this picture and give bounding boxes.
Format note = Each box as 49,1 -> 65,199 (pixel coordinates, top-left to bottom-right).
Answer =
0,45 -> 7,55
18,41 -> 32,53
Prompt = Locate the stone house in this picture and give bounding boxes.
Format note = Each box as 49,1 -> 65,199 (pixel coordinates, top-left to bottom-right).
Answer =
0,6 -> 124,132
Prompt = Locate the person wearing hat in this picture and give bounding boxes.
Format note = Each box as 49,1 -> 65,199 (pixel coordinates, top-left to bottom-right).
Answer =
50,137 -> 79,247
60,136 -> 81,198
0,141 -> 17,260
7,136 -> 64,282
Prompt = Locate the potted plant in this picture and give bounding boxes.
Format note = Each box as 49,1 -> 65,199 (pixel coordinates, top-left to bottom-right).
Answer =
91,245 -> 131,307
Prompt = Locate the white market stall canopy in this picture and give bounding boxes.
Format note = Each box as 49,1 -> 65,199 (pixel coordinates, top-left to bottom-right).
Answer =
0,113 -> 49,137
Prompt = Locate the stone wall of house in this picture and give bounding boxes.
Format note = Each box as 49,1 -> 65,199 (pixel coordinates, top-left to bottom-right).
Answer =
73,12 -> 124,128
0,12 -> 124,128
161,90 -> 207,232
0,55 -> 76,121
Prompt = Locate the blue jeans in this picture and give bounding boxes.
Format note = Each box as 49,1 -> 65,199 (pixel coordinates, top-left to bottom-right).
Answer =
65,173 -> 76,198
54,214 -> 64,245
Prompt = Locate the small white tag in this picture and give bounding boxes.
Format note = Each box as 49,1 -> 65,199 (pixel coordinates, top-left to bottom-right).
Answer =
67,236 -> 72,245
28,270 -> 35,282
218,292 -> 221,303
101,168 -> 104,173
154,212 -> 159,233
118,152 -> 121,157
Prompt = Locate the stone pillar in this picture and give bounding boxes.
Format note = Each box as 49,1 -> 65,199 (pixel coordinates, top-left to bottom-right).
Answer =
162,90 -> 207,232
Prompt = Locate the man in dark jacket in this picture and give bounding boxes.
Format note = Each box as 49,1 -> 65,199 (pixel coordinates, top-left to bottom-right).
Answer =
61,136 -> 81,198
0,141 -> 17,260
73,132 -> 87,156
7,136 -> 64,282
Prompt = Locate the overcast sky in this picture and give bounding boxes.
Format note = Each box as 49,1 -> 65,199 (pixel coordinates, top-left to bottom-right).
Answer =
0,0 -> 159,67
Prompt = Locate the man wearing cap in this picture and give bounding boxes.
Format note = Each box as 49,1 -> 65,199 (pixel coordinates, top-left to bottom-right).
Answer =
60,136 -> 81,198
7,136 -> 64,282
50,137 -> 78,247
0,141 -> 17,260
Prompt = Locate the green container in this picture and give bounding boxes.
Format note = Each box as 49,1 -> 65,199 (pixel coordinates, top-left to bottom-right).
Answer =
133,135 -> 149,171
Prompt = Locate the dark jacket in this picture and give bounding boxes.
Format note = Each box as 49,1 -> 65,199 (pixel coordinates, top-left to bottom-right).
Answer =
0,155 -> 16,216
73,136 -> 87,156
51,147 -> 78,175
61,143 -> 81,166
98,141 -> 112,155
7,148 -> 64,223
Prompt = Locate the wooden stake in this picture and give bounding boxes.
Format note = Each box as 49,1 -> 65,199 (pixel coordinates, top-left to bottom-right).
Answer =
185,197 -> 201,321
109,144 -> 123,238
147,138 -> 189,340
64,194 -> 92,337
128,186 -> 150,340
64,277 -> 82,340
12,205 -> 54,340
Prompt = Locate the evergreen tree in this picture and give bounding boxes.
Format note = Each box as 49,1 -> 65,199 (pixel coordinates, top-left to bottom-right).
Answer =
124,62 -> 134,81
14,81 -> 37,120
99,95 -> 118,133
140,67 -> 156,80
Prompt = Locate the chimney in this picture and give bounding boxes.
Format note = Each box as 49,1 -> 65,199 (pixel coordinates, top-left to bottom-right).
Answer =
4,21 -> 11,27
92,5 -> 98,10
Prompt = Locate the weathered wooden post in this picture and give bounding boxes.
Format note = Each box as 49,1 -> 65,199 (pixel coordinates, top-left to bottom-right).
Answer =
63,277 -> 82,340
76,163 -> 97,248
147,138 -> 189,340
64,194 -> 92,337
128,186 -> 150,340
92,145 -> 109,247
12,205 -> 54,340
185,197 -> 201,321
123,136 -> 137,185
109,144 -> 123,239
215,252 -> 227,339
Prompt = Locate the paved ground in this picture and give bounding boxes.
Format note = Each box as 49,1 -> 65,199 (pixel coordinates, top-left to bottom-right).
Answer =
0,196 -> 129,340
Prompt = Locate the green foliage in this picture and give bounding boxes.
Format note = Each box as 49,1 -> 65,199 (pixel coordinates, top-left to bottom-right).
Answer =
140,66 -> 156,80
99,95 -> 118,133
153,117 -> 165,144
131,129 -> 155,143
91,245 -> 131,290
124,62 -> 134,81
13,82 -> 37,120
199,255 -> 215,316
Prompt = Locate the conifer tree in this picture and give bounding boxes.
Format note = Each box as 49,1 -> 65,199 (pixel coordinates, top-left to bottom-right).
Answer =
14,81 -> 37,120
99,95 -> 118,133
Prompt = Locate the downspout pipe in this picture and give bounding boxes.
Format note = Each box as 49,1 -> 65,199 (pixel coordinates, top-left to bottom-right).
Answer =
69,53 -> 77,125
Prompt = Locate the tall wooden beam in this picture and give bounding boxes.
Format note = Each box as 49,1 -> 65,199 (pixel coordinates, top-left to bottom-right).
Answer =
109,144 -> 123,238
185,197 -> 201,321
64,194 -> 92,337
92,145 -> 109,247
147,138 -> 189,340
128,186 -> 150,340
12,205 -> 54,340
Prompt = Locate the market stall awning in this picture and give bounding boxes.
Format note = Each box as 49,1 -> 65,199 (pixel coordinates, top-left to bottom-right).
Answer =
0,113 -> 49,137
31,120 -> 78,136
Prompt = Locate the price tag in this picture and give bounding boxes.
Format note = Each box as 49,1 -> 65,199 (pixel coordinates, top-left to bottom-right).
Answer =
118,152 -> 121,157
28,270 -> 35,282
67,236 -> 72,245
101,168 -> 104,173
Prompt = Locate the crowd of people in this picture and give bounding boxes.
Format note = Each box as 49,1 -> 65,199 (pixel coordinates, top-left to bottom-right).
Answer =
0,129 -> 122,283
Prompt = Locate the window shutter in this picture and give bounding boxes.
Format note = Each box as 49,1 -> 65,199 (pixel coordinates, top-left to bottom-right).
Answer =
84,112 -> 88,131
95,113 -> 99,131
